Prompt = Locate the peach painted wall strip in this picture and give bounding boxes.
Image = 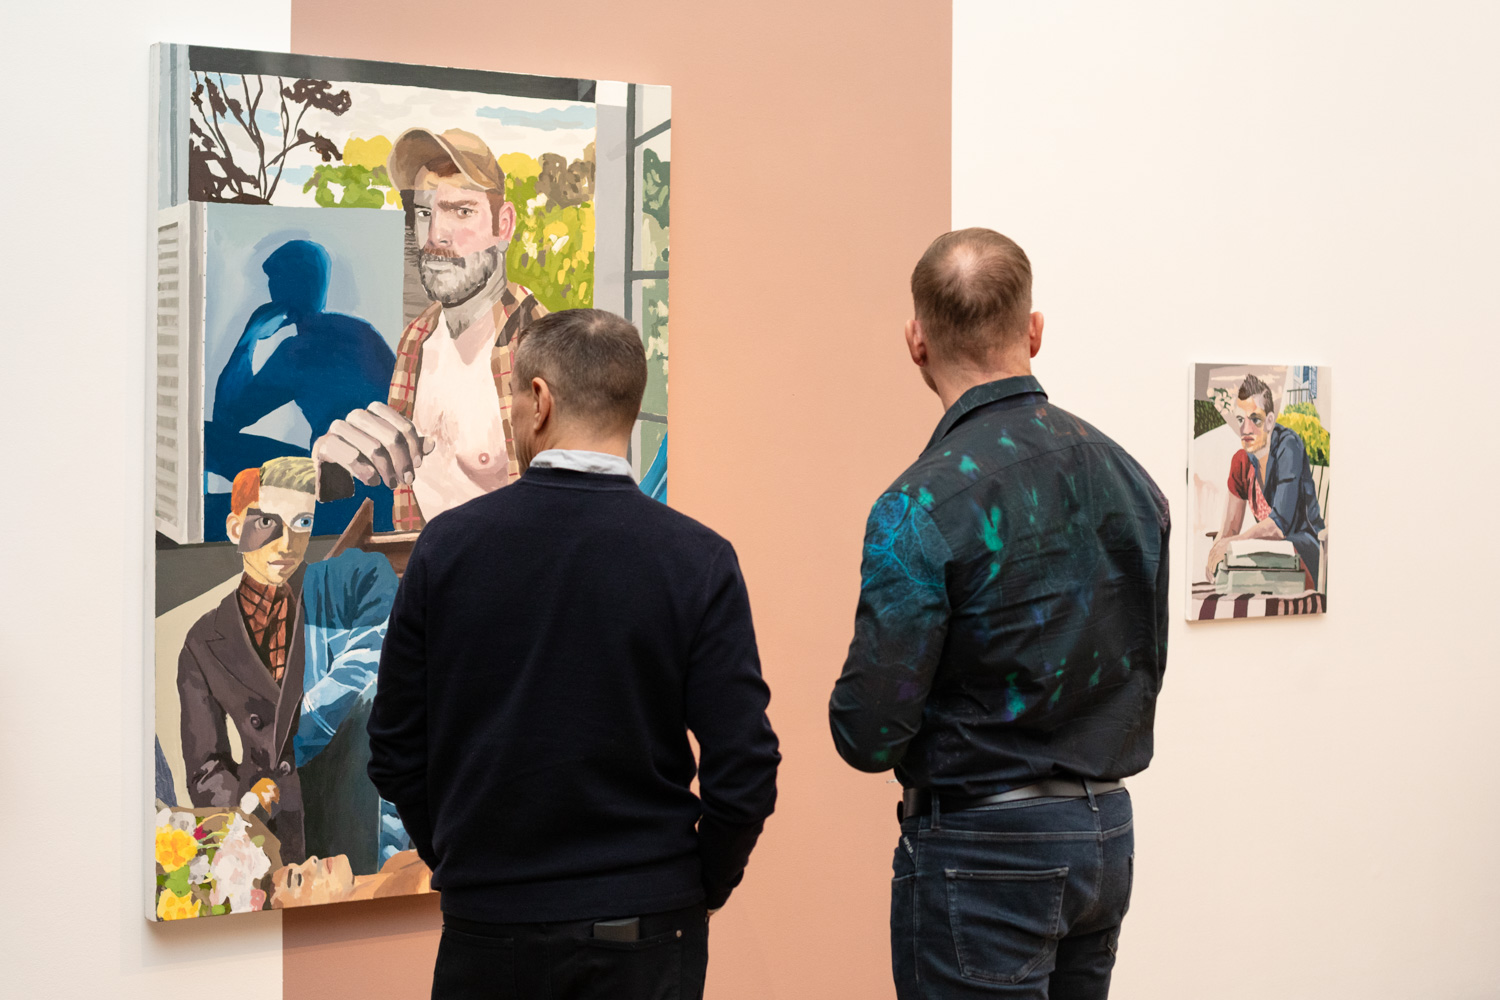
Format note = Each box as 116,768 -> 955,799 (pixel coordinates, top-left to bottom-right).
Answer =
285,2 -> 951,997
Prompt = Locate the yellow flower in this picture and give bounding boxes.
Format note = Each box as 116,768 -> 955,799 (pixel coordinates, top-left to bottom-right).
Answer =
156,889 -> 200,921
155,826 -> 199,871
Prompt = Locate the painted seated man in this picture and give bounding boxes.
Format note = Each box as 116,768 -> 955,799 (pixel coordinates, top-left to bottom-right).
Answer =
205,239 -> 398,538
311,127 -> 547,528
1205,373 -> 1326,589
177,456 -> 400,867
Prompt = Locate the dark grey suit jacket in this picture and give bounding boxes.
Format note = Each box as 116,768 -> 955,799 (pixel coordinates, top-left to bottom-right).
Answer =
177,573 -> 307,863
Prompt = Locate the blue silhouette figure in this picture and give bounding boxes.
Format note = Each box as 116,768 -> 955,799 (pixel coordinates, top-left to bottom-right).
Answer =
203,240 -> 397,540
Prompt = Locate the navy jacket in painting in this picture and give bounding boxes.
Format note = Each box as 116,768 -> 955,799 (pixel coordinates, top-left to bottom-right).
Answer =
829,376 -> 1171,795
1238,423 -> 1325,582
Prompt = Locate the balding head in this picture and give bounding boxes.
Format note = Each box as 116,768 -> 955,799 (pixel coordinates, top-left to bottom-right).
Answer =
910,228 -> 1033,364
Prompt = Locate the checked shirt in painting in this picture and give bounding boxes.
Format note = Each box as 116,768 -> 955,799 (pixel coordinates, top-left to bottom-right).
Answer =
829,376 -> 1172,796
386,282 -> 546,531
237,573 -> 292,682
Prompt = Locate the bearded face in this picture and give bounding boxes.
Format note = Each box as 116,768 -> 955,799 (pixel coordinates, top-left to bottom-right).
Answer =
411,181 -> 515,308
418,243 -> 503,307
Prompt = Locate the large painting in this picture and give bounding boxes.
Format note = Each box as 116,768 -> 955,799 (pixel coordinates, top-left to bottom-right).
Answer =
1187,364 -> 1330,621
148,44 -> 671,920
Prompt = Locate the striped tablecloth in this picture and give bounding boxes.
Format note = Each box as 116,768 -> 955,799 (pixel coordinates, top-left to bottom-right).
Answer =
1190,583 -> 1326,620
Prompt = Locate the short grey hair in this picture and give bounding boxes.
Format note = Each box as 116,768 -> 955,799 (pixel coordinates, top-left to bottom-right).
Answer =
512,309 -> 647,432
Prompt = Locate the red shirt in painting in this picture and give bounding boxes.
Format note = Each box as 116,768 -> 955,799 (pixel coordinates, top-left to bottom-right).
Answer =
1227,449 -> 1273,522
1226,447 -> 1315,591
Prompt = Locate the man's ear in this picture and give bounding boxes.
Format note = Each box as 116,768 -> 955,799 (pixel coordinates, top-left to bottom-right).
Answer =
226,512 -> 242,546
532,377 -> 553,429
1028,311 -> 1045,359
494,200 -> 518,245
905,318 -> 929,369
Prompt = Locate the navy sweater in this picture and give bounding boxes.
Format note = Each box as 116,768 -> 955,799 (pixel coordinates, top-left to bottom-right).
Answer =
367,466 -> 780,922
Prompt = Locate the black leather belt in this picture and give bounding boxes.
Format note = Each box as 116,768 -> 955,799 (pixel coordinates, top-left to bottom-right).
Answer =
901,778 -> 1124,821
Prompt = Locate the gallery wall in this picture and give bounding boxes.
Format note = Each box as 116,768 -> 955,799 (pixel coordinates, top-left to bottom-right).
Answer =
283,2 -> 952,998
0,3 -> 292,999
954,2 -> 1500,998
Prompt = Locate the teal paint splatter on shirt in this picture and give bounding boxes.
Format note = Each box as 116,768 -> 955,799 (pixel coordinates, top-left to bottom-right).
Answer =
917,487 -> 935,510
999,434 -> 1017,451
980,507 -> 1003,552
959,455 -> 980,478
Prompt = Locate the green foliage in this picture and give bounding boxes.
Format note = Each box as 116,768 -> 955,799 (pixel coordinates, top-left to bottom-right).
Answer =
1278,411 -> 1330,466
1283,401 -> 1320,419
642,149 -> 669,231
303,164 -> 391,209
505,172 -> 595,312
1194,399 -> 1225,438
162,864 -> 192,895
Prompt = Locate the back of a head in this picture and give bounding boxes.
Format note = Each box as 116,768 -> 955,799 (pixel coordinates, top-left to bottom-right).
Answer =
910,228 -> 1032,365
513,309 -> 647,433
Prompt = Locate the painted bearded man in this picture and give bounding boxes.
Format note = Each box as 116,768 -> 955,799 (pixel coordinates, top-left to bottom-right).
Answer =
312,128 -> 547,526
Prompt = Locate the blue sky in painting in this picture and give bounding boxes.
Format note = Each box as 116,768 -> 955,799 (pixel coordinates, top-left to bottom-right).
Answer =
476,105 -> 597,131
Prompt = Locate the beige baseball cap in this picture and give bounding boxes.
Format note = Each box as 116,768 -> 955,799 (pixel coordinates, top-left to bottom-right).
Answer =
387,128 -> 503,192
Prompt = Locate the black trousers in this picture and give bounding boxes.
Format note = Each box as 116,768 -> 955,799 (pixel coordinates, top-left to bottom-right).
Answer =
432,903 -> 709,1000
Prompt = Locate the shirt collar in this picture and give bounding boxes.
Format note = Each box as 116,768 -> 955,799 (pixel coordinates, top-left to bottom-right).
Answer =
925,375 -> 1048,451
529,448 -> 634,478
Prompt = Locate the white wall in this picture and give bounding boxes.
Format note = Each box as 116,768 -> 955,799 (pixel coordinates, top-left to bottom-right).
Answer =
0,4 -> 290,998
955,3 -> 1500,997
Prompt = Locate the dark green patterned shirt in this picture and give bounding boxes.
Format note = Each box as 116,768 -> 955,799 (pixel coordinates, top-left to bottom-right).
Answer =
829,376 -> 1170,795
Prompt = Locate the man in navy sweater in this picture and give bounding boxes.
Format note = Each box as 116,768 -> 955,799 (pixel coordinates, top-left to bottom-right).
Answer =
368,308 -> 780,999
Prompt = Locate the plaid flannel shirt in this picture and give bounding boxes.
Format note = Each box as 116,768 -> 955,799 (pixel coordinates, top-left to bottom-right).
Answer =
386,282 -> 546,531
236,572 -> 292,682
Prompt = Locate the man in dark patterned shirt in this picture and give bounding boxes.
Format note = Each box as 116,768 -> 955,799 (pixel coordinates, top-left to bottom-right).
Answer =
829,229 -> 1170,999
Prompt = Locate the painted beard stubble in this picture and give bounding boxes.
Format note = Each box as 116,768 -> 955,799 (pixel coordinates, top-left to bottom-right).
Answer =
418,244 -> 503,307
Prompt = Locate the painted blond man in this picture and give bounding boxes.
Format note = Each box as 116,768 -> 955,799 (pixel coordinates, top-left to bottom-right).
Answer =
177,456 -> 402,872
312,128 -> 547,529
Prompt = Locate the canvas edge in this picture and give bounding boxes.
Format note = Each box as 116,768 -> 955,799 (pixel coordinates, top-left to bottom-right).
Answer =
144,41 -> 164,923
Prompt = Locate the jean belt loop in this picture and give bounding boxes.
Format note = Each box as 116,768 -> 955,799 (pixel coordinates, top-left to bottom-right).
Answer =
931,792 -> 942,831
1083,778 -> 1099,813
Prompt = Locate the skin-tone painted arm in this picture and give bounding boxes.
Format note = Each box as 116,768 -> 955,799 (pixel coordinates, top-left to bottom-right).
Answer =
1206,495 -> 1246,579
1205,495 -> 1285,578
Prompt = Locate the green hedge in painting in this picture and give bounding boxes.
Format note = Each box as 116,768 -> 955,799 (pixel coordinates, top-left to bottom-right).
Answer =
1278,403 -> 1330,467
501,151 -> 596,313
304,163 -> 393,209
1194,399 -> 1226,438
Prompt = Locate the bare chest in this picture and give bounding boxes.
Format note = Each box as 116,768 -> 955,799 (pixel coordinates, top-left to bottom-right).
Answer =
410,322 -> 508,516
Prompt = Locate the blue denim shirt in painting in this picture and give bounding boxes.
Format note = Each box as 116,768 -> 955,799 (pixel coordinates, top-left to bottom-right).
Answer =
829,376 -> 1171,795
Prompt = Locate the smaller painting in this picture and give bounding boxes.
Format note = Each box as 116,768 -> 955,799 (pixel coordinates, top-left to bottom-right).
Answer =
1188,364 -> 1330,621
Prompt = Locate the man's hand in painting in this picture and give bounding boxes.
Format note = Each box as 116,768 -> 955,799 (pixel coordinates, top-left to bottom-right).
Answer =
313,401 -> 433,501
242,301 -> 292,342
1205,535 -> 1232,581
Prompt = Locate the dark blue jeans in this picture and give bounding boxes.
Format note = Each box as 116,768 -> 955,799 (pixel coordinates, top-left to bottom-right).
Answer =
892,789 -> 1133,999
